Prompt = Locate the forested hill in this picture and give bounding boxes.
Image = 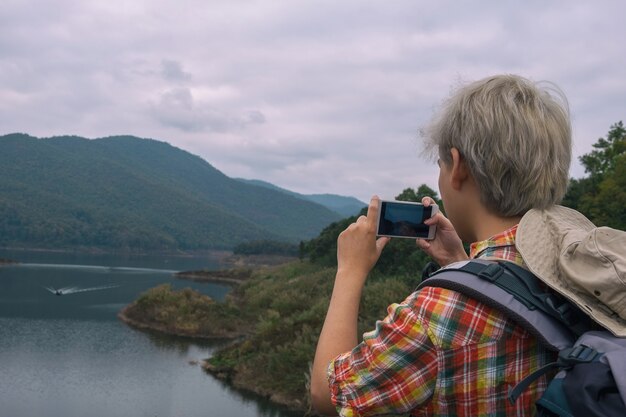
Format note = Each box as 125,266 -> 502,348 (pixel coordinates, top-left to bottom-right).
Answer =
236,178 -> 366,217
0,133 -> 342,251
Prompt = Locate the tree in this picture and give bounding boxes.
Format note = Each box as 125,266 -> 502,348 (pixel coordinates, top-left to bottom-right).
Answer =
580,121 -> 626,180
395,187 -> 419,202
395,185 -> 439,203
585,153 -> 626,229
395,185 -> 445,215
563,121 -> 626,229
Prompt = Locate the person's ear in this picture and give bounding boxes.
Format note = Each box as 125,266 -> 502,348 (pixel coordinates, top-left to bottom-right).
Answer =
450,147 -> 470,190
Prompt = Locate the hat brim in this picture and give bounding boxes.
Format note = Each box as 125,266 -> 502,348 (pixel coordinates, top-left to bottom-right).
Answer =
517,205 -> 626,337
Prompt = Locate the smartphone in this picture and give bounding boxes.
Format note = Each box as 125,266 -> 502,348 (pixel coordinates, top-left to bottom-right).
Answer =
376,200 -> 438,240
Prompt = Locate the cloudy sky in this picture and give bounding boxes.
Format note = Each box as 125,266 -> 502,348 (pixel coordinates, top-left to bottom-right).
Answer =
2,0 -> 625,202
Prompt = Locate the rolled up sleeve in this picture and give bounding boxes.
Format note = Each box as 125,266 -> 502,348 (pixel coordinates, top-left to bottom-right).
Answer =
327,294 -> 438,417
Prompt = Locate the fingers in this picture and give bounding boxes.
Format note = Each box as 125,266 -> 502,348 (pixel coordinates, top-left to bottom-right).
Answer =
416,238 -> 430,250
423,212 -> 440,225
376,236 -> 390,253
416,238 -> 435,259
365,195 -> 380,228
423,212 -> 454,230
340,209 -> 375,240
421,196 -> 436,206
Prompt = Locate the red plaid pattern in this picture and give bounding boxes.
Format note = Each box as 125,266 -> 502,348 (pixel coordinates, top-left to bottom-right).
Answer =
469,224 -> 524,265
328,225 -> 556,416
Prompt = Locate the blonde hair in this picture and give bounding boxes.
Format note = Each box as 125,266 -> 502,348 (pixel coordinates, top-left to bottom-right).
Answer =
424,74 -> 572,217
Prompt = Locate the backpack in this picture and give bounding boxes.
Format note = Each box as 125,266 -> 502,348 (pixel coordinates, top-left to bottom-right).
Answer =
418,259 -> 626,417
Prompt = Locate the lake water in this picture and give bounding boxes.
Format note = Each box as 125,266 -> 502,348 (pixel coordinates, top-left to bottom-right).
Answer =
0,250 -> 301,417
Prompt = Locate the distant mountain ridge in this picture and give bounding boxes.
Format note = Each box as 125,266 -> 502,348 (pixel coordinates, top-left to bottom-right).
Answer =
236,178 -> 366,217
0,133 -> 342,251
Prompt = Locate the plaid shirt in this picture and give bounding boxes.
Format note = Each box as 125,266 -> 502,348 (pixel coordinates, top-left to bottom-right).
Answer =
328,224 -> 556,416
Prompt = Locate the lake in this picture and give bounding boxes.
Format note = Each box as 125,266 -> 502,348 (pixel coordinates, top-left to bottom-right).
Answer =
0,249 -> 301,417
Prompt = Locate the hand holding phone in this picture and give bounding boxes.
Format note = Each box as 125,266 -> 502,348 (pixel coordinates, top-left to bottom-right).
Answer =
376,200 -> 438,240
336,196 -> 390,280
415,196 -> 469,267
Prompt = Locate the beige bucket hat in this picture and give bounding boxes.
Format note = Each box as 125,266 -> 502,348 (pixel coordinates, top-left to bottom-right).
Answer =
517,205 -> 626,337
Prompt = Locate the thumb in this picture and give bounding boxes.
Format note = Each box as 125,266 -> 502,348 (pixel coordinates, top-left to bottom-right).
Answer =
376,237 -> 390,254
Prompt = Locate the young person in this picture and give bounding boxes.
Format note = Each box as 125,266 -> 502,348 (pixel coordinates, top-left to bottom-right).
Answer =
311,74 -> 573,416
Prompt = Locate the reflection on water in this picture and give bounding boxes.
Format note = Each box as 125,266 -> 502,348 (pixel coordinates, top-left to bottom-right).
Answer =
139,325 -> 227,353
0,250 -> 301,417
134,329 -> 302,417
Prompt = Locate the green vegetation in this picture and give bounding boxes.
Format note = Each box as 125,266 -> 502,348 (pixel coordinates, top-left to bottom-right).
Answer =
233,240 -> 299,256
120,284 -> 249,338
563,121 -> 626,229
0,134 -> 340,251
203,261 -> 412,411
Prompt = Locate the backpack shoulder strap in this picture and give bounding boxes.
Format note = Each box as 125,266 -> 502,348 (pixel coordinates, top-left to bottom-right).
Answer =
456,260 -> 590,335
417,259 -> 577,351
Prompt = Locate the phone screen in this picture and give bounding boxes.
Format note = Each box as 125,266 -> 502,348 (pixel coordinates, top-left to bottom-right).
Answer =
377,201 -> 433,238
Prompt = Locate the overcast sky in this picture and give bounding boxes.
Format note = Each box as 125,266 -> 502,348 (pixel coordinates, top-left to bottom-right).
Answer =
2,0 -> 625,202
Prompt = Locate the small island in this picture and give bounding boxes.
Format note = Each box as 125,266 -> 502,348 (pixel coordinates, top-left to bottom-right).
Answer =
0,258 -> 18,265
118,284 -> 250,339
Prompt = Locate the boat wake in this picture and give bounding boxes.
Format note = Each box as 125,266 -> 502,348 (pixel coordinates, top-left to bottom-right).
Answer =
44,284 -> 120,296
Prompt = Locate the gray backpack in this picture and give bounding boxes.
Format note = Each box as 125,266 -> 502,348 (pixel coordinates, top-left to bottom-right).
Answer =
419,260 -> 626,417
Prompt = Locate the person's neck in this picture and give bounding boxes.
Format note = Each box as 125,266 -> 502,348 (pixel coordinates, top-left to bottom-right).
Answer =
472,208 -> 522,242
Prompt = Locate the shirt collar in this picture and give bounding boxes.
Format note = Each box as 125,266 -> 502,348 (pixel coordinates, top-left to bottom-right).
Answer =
469,224 -> 519,259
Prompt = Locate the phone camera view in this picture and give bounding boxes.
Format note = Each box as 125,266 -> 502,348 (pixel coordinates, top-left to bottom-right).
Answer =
378,202 -> 433,238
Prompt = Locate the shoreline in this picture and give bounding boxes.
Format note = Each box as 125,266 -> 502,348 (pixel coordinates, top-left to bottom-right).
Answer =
202,360 -> 307,412
220,254 -> 298,268
0,245 -> 233,259
175,254 -> 298,284
175,268 -> 253,285
117,305 -> 248,340
0,247 -> 297,268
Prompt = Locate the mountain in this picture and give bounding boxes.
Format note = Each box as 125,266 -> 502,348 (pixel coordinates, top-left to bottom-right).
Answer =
0,134 -> 342,251
305,194 -> 367,218
236,178 -> 366,217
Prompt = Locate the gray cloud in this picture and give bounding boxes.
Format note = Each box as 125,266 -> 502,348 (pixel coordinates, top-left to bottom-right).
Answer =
161,59 -> 192,82
1,0 -> 625,201
151,87 -> 266,132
